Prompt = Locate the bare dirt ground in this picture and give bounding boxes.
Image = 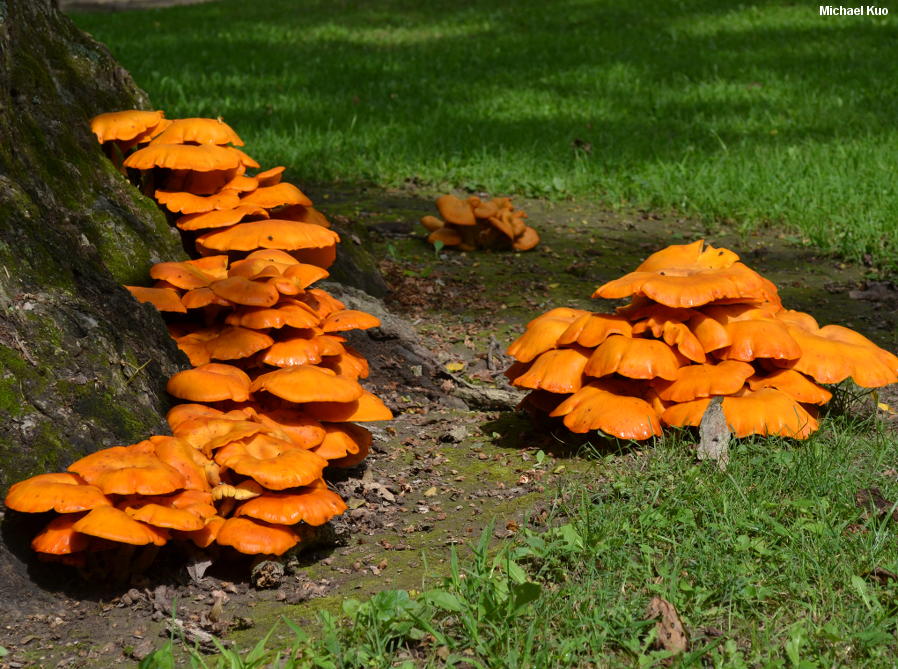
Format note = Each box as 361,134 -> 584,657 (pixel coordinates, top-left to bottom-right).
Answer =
1,187 -> 896,667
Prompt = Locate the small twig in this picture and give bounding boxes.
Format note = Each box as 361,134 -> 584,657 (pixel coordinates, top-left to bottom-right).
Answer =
124,359 -> 151,385
13,333 -> 36,366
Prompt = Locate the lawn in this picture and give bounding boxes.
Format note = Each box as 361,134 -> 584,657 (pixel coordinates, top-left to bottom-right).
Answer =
72,0 -> 898,269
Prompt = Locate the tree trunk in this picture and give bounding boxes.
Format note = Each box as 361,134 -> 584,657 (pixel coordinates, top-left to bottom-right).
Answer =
0,0 -> 187,609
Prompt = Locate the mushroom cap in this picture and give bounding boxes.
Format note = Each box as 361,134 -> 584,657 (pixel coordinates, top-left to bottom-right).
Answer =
72,506 -> 170,546
312,423 -> 371,460
320,309 -> 381,333
204,326 -> 275,361
166,363 -> 252,402
715,318 -> 802,362
197,220 -> 339,253
512,226 -> 540,251
436,195 -> 476,226
249,408 -> 326,449
124,143 -> 243,172
240,182 -> 313,209
556,313 -> 632,349
224,300 -> 320,330
151,435 -> 212,491
250,366 -> 364,404
255,166 -> 286,187
125,286 -> 188,313
329,438 -> 371,468
209,276 -> 280,307
584,335 -> 682,381
304,289 -> 346,317
167,403 -> 224,431
172,416 -> 268,454
215,517 -> 299,555
723,388 -> 819,439
775,309 -> 820,332
234,479 -> 347,526
300,390 -> 394,422
173,330 -> 215,366
815,324 -> 898,372
635,240 -> 740,273
68,444 -> 187,496
262,335 -> 322,367
660,397 -> 711,428
5,473 -> 111,514
511,347 -> 591,394
420,215 -> 444,233
775,325 -> 898,387
292,244 -> 338,269
155,189 -> 241,215
91,110 -> 166,143
178,515 -> 226,548
123,503 -> 206,531
318,347 -> 370,380
176,205 -> 269,231
747,369 -> 832,405
593,262 -> 773,308
653,360 -> 755,402
687,312 -> 732,352
149,259 -> 223,290
549,380 -> 662,439
214,434 -> 328,490
150,117 -> 244,146
507,308 -> 588,363
31,515 -> 90,555
427,227 -> 462,247
227,147 -> 261,169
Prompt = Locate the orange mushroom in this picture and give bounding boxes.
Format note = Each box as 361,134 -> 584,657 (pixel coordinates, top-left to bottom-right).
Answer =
234,479 -> 347,526
215,517 -> 300,555
5,473 -> 111,514
549,380 -> 662,439
166,363 -> 252,403
150,117 -> 244,146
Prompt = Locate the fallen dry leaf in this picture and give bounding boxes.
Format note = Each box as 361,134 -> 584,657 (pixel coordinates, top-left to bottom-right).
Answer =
855,487 -> 898,521
645,596 -> 688,655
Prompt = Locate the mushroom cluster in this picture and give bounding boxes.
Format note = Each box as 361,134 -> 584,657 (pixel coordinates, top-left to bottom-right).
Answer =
3,111 -> 392,568
421,194 -> 539,251
506,240 -> 898,440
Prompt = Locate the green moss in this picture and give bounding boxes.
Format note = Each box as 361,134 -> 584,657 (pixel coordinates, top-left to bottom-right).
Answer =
0,375 -> 25,417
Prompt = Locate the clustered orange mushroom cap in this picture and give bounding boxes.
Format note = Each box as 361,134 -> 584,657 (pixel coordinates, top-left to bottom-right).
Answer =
421,194 -> 539,252
4,111 -> 394,567
507,240 -> 898,441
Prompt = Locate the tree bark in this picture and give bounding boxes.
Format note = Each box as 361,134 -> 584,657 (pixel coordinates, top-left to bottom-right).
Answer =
0,0 -> 187,609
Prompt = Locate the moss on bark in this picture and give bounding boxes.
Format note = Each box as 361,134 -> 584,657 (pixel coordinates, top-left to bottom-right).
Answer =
0,0 -> 187,610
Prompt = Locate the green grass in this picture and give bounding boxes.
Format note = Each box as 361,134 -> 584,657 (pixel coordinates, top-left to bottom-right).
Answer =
143,412 -> 898,667
72,0 -> 898,269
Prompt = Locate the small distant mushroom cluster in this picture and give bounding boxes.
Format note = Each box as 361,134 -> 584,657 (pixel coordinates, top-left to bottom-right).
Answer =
507,240 -> 898,440
3,111 -> 392,568
421,194 -> 539,251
